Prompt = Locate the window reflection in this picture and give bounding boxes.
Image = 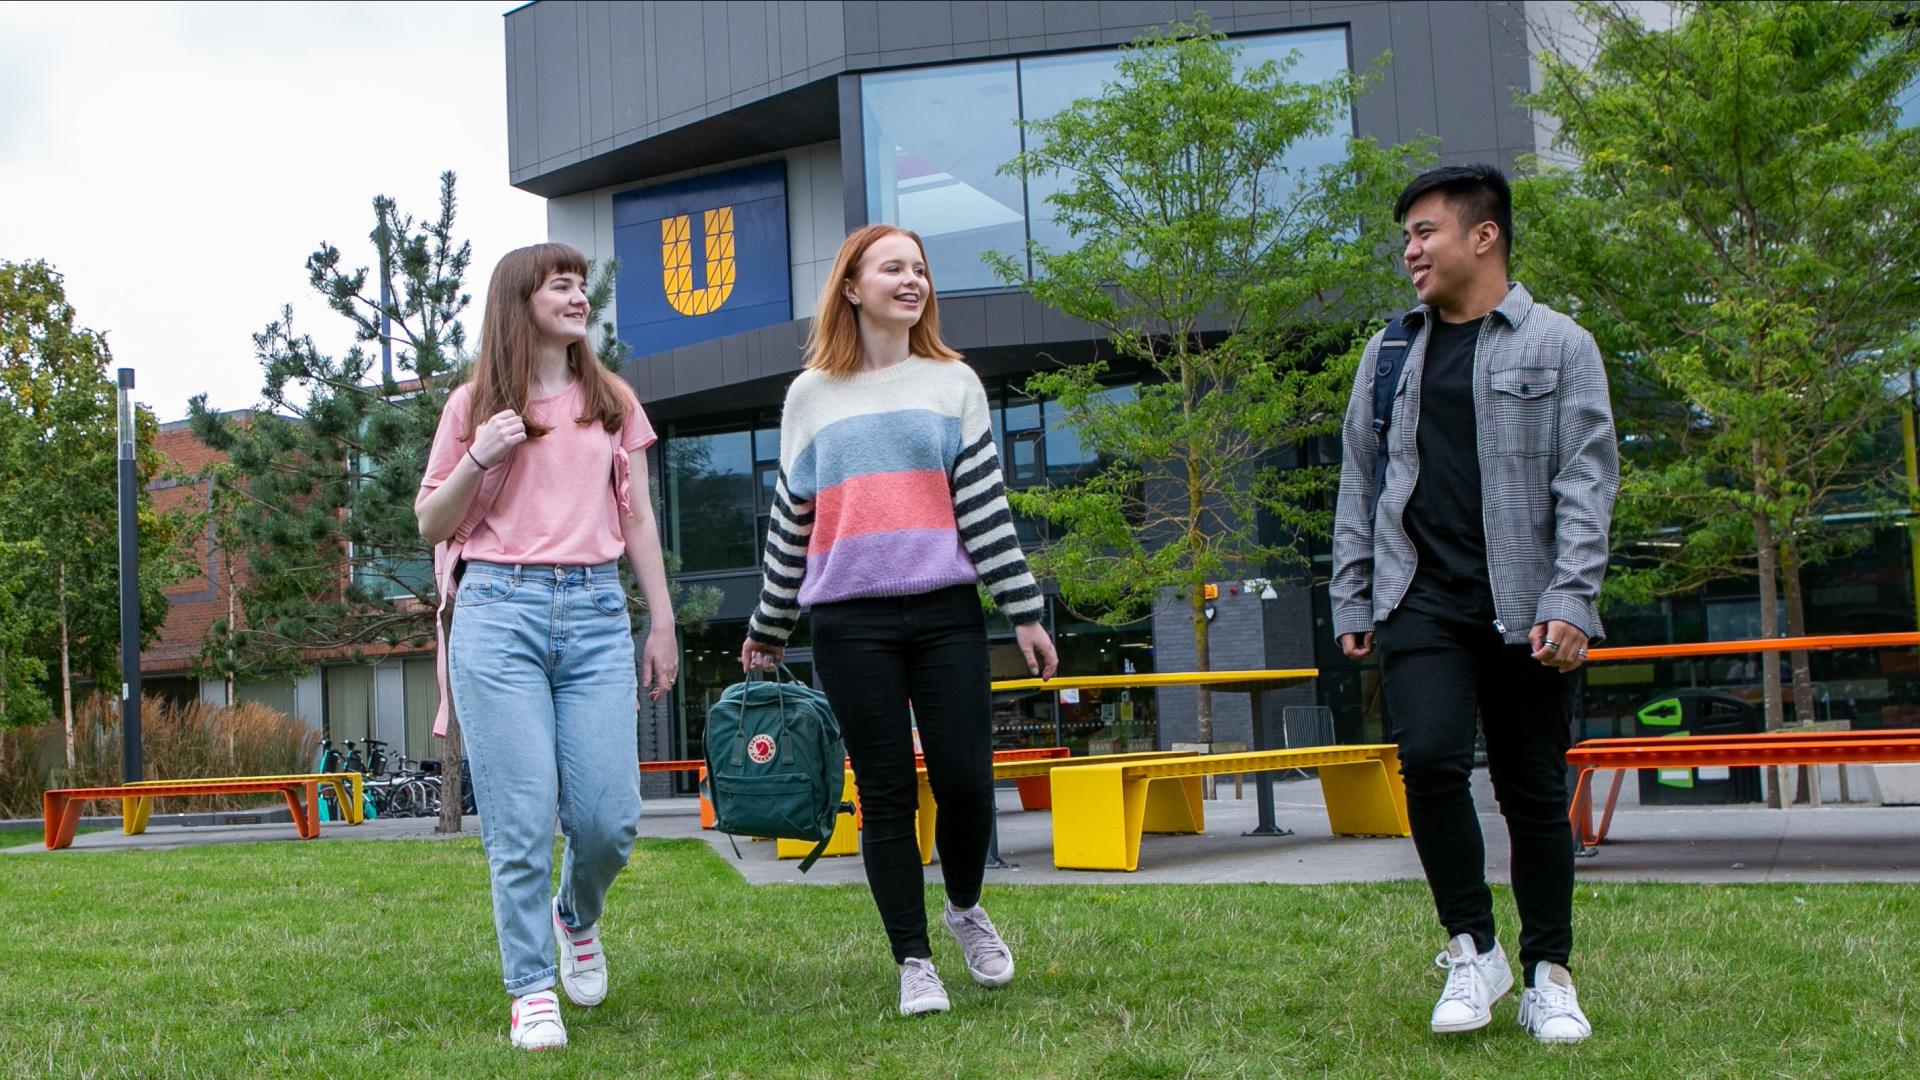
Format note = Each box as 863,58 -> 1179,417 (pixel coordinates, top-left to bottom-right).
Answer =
666,429 -> 756,572
863,61 -> 1026,293
862,28 -> 1354,289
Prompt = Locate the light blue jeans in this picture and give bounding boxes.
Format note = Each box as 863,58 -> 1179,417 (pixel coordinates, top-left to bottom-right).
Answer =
449,560 -> 641,995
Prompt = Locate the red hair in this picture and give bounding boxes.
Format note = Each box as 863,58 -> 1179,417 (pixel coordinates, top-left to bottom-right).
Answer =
803,225 -> 961,375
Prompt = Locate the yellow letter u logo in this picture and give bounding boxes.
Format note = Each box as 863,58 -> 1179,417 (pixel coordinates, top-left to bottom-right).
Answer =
660,207 -> 737,316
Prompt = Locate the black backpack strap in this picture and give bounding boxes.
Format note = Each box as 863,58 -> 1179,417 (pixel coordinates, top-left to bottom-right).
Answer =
1367,314 -> 1419,518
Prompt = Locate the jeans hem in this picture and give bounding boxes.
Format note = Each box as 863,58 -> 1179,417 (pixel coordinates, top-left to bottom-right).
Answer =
505,967 -> 558,996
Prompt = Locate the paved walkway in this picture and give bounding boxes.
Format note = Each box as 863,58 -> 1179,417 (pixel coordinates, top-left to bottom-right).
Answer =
12,771 -> 1919,885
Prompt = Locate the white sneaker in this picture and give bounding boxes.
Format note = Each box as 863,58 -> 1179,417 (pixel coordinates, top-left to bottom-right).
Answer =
553,898 -> 608,1007
1518,962 -> 1592,1043
1430,934 -> 1513,1034
944,900 -> 1015,988
509,990 -> 567,1051
898,957 -> 952,1016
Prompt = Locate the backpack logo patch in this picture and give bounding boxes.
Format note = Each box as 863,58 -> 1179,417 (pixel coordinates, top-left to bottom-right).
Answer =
747,733 -> 776,764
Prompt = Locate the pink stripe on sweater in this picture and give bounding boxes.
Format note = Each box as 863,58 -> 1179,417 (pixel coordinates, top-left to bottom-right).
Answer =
811,469 -> 957,552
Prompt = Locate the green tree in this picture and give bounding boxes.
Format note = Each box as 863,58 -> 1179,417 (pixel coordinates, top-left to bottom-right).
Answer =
192,176 -> 716,831
0,260 -> 192,764
1515,1 -> 1920,763
987,19 -> 1421,743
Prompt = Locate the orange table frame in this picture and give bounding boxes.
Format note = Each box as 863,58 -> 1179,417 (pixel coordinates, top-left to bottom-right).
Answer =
1567,730 -> 1920,846
44,780 -> 326,850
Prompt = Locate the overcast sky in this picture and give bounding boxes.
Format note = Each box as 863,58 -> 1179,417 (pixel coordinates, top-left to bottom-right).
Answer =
0,1 -> 544,423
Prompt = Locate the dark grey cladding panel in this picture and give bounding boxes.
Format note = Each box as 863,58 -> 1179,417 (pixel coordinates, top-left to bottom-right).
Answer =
1041,1 -> 1102,33
623,318 -> 809,425
533,1 -> 583,164
876,1 -> 954,51
519,77 -> 839,197
728,3 -> 771,96
952,1 -> 990,43
509,1 -> 1537,195
1486,0 -> 1538,153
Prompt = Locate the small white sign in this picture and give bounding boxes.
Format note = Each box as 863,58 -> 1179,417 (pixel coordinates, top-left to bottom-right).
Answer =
1059,689 -> 1080,705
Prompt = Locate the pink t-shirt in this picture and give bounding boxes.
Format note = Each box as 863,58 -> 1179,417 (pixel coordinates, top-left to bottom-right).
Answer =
421,380 -> 657,565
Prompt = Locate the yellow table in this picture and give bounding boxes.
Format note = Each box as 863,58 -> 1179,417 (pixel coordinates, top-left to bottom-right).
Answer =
991,669 -> 1320,836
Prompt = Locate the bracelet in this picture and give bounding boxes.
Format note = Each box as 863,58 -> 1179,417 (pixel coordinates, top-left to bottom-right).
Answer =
466,448 -> 487,471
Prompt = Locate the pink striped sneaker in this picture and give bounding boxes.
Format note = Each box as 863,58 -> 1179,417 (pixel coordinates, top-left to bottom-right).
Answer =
509,990 -> 566,1051
553,898 -> 608,1007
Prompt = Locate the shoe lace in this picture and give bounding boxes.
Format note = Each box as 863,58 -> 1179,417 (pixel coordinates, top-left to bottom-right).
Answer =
1521,979 -> 1581,1026
950,908 -> 1009,965
901,958 -> 945,1001
1433,949 -> 1483,1005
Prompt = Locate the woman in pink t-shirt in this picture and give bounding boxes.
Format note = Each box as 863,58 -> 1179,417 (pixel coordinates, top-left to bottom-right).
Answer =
416,242 -> 676,1052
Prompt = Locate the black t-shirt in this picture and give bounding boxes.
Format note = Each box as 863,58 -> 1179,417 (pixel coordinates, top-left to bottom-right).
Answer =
1399,316 -> 1496,626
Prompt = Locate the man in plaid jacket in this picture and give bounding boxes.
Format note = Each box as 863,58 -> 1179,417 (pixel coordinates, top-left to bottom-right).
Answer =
1332,164 -> 1617,1044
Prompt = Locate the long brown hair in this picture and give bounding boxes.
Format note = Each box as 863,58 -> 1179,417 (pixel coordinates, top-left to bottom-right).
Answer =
803,225 -> 962,375
466,242 -> 629,439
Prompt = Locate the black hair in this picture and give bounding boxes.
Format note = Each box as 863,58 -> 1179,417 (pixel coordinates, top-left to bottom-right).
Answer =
1393,164 -> 1513,263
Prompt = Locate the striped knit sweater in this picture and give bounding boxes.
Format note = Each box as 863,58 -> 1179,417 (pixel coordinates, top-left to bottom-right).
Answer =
747,355 -> 1044,645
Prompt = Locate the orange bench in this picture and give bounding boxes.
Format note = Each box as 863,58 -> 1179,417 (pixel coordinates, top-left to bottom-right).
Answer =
1566,728 -> 1920,847
43,779 -> 331,850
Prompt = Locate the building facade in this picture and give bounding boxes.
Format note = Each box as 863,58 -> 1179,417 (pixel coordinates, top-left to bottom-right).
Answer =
502,0 -> 1555,790
503,0 -> 1920,797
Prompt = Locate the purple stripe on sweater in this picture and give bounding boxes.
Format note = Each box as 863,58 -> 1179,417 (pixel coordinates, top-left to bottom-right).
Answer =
798,529 -> 979,607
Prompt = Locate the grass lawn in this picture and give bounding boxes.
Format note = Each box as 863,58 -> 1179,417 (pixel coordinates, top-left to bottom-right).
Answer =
2,838 -> 1916,1078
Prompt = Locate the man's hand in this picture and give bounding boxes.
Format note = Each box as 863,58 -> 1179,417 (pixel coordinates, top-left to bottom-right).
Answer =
1339,632 -> 1374,660
1529,620 -> 1590,673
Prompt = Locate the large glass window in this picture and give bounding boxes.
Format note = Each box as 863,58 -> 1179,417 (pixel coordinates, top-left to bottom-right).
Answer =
862,28 -> 1354,291
863,61 -> 1026,293
666,427 -> 757,572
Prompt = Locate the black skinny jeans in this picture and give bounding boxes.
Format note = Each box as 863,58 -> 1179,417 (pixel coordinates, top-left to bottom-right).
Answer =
1375,606 -> 1575,977
810,584 -> 996,964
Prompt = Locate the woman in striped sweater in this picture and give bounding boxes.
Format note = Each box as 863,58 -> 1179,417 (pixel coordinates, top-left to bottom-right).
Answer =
740,224 -> 1058,1017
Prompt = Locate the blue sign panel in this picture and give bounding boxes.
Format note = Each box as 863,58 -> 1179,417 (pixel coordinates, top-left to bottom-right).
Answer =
612,161 -> 791,356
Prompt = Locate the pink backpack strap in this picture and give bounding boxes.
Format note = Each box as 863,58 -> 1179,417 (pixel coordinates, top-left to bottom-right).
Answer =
431,463 -> 511,738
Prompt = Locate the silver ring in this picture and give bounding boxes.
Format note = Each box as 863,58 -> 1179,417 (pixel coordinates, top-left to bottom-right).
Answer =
1577,648 -> 1589,658
1543,639 -> 1560,650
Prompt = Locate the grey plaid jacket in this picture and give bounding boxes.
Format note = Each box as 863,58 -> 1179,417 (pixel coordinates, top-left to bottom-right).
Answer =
1330,283 -> 1618,645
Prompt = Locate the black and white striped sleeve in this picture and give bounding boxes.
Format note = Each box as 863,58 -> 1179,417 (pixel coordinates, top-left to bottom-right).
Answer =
747,472 -> 813,645
951,423 -> 1045,626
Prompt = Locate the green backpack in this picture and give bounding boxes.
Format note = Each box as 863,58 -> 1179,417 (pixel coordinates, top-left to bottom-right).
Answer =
703,666 -> 851,872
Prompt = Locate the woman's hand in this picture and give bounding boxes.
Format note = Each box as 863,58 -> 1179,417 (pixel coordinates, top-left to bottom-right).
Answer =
470,409 -> 527,468
1014,622 -> 1059,679
740,637 -> 784,674
642,626 -> 678,701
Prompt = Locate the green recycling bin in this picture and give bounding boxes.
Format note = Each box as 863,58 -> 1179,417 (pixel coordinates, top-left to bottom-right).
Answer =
1633,689 -> 1764,805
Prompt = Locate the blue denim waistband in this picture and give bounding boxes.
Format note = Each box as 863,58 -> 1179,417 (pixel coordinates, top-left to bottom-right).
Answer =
463,560 -> 620,585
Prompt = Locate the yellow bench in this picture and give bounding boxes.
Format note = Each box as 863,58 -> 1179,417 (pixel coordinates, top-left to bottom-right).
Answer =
117,772 -> 367,834
909,751 -> 1198,864
1050,745 -> 1409,871
773,769 -> 862,861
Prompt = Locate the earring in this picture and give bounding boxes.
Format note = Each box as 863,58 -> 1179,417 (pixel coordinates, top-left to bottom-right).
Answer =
850,298 -> 860,305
